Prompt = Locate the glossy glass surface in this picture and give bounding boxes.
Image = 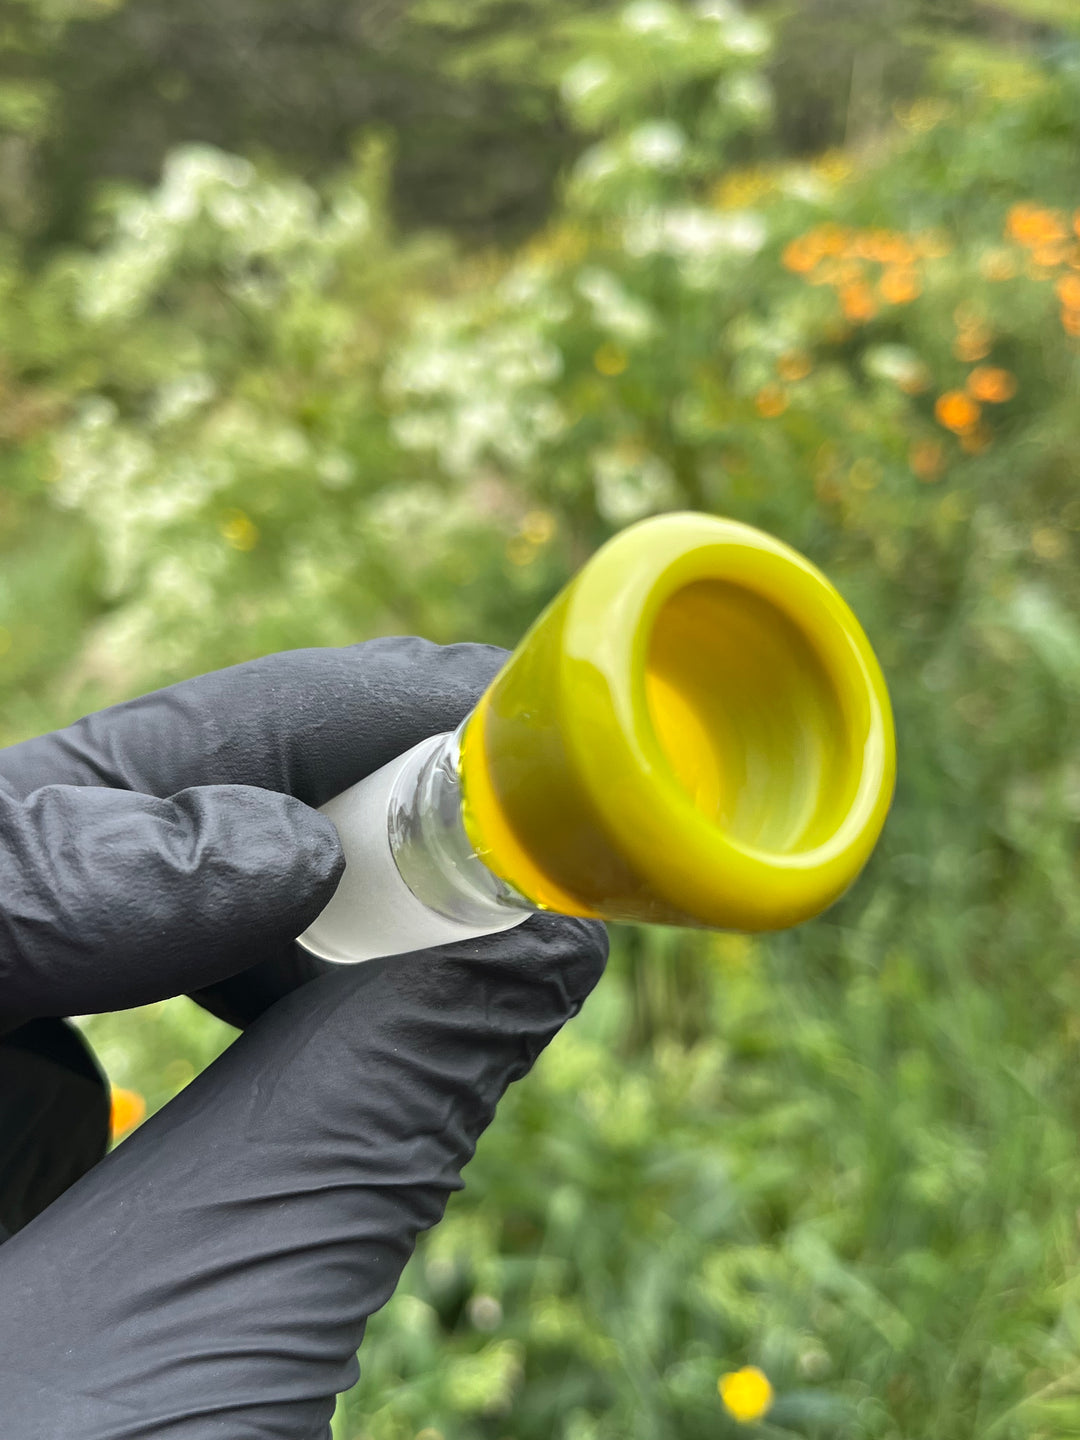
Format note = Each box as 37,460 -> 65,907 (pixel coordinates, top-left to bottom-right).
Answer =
460,513 -> 896,931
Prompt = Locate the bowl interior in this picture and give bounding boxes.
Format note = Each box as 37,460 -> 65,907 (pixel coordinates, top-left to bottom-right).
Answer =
644,578 -> 856,856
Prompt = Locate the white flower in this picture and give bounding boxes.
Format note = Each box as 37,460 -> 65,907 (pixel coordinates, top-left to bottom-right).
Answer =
592,448 -> 677,524
694,0 -> 737,19
151,373 -> 217,428
862,344 -> 927,389
560,57 -> 614,107
325,194 -> 372,246
779,168 -> 829,203
624,205 -> 767,261
316,452 -> 355,490
723,16 -> 770,55
158,147 -> 254,224
570,142 -> 622,192
575,267 -> 655,341
717,72 -> 773,123
627,120 -> 688,171
621,0 -> 679,34
468,1295 -> 504,1332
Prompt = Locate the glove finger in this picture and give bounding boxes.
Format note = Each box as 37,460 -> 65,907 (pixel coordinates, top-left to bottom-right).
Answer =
189,943 -> 333,1031
0,782 -> 343,1021
0,638 -> 508,806
0,914 -> 608,1439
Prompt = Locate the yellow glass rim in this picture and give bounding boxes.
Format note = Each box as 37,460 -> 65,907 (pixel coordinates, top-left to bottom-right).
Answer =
557,513 -> 896,927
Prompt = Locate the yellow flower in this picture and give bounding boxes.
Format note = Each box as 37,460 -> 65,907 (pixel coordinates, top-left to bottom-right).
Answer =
776,351 -> 812,382
220,509 -> 259,551
719,1366 -> 774,1424
520,509 -> 557,545
525,224 -> 587,268
810,150 -> 853,186
711,167 -> 776,211
935,391 -> 981,434
894,97 -> 950,133
754,384 -> 787,418
594,343 -> 628,377
110,1086 -> 147,1140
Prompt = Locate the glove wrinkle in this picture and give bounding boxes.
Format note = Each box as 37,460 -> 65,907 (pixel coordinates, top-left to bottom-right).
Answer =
0,784 -> 344,1019
0,641 -> 508,808
0,915 -> 607,1439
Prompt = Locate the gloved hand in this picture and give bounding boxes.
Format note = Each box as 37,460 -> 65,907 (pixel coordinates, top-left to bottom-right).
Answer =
0,641 -> 608,1438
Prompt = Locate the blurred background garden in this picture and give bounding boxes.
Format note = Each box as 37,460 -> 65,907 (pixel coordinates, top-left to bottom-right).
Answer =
3,0 -> 1080,1434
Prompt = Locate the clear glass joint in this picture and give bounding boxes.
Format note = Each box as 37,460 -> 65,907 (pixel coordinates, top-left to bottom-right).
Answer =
387,723 -> 533,927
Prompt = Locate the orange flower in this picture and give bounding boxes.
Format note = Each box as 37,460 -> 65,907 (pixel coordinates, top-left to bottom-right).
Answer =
777,351 -> 812,382
1074,209 -> 1080,239
754,384 -> 788,418
110,1087 -> 147,1140
1033,241 -> 1070,268
953,329 -> 992,363
1056,274 -> 1080,308
840,282 -> 877,323
966,366 -> 1017,403
815,258 -> 863,289
935,391 -> 981,434
873,234 -> 916,266
782,236 -> 820,274
910,439 -> 945,482
813,223 -> 852,256
1062,308 -> 1080,337
879,267 -> 922,304
960,424 -> 992,454
849,229 -> 913,264
1006,203 -> 1067,248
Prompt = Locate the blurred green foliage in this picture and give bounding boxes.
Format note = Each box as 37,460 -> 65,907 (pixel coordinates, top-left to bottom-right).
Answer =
6,0 -> 1080,1435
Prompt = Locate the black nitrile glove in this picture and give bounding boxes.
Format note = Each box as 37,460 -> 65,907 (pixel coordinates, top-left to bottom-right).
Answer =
0,641 -> 608,1438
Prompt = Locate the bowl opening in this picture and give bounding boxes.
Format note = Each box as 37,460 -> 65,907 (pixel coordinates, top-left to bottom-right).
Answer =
644,578 -> 856,857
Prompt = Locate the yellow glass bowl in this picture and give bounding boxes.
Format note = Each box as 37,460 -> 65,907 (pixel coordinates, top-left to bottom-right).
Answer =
460,512 -> 895,931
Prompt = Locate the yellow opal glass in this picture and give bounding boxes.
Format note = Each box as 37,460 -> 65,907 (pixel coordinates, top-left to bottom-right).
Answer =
459,512 -> 895,931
